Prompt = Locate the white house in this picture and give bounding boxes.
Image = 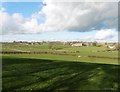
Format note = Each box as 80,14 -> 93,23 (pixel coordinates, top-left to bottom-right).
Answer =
108,45 -> 116,49
71,43 -> 83,47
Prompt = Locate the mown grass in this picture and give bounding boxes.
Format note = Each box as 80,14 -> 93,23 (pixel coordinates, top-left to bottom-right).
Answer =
2,43 -> 119,91
2,54 -> 119,65
2,56 -> 120,91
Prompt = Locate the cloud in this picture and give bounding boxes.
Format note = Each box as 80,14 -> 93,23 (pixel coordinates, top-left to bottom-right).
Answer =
0,7 -> 6,12
95,29 -> 117,40
40,1 -> 118,32
23,18 -> 42,33
1,1 -> 118,35
0,11 -> 23,34
0,8 -> 41,34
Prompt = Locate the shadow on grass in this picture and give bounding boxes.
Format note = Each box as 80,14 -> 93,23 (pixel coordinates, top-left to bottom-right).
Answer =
2,57 -> 120,91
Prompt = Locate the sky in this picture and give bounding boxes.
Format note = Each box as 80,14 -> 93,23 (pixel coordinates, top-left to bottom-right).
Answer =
0,0 -> 118,42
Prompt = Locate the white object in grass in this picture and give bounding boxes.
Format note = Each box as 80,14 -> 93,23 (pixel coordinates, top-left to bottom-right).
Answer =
78,55 -> 81,58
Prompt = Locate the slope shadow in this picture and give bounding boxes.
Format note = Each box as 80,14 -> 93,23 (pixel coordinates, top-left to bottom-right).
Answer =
2,57 -> 120,91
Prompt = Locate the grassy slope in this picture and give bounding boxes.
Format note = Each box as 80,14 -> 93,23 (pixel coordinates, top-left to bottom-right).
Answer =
2,56 -> 119,91
1,44 -> 119,90
2,44 -> 118,65
2,44 -> 118,61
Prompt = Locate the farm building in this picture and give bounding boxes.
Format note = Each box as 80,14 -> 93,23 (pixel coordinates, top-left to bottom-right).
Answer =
108,46 -> 116,49
71,42 -> 94,47
107,45 -> 119,50
71,43 -> 83,47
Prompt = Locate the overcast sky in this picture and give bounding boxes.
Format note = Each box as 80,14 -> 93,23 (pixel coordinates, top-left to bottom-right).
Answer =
0,0 -> 118,42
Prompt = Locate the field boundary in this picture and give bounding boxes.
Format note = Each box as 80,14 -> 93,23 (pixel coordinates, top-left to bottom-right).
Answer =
88,55 -> 120,60
0,51 -> 77,56
1,51 -> 120,60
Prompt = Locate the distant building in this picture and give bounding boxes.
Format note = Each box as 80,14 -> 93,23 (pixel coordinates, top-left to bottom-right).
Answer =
107,45 -> 116,49
83,43 -> 92,46
71,43 -> 83,47
115,45 -> 120,50
88,42 -> 94,46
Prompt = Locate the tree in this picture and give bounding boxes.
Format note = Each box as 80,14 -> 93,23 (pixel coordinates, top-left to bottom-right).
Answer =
93,41 -> 97,46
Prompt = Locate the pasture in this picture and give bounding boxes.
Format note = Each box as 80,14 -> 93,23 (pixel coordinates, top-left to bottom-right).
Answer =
1,43 -> 120,90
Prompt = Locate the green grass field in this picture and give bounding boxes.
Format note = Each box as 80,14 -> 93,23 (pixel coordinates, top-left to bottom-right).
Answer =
1,43 -> 120,90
